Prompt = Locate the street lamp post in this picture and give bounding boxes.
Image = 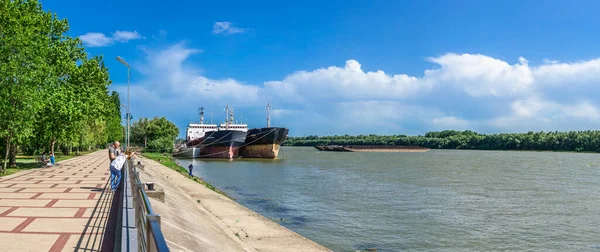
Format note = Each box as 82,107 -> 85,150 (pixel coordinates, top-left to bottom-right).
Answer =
121,103 -> 129,147
116,56 -> 130,150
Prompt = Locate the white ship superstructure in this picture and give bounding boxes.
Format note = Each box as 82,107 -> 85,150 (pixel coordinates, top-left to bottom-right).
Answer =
187,107 -> 218,141
219,105 -> 248,132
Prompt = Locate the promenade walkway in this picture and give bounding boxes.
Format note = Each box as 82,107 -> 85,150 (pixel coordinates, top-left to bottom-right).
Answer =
0,150 -> 115,252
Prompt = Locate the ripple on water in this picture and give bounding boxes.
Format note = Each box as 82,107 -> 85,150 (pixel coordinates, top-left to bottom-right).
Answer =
175,148 -> 600,251
241,196 -> 310,227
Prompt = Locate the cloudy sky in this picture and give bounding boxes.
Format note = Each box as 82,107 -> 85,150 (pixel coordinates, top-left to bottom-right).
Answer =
46,0 -> 600,137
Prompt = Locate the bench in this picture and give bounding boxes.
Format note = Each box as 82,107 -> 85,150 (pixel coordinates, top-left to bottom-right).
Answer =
35,156 -> 47,166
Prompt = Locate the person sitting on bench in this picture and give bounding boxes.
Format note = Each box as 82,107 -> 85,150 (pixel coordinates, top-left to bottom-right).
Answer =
37,152 -> 52,167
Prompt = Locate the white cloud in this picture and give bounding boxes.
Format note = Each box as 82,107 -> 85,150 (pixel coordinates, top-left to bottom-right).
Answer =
116,43 -> 600,136
112,30 -> 143,42
561,101 -> 600,120
79,32 -> 113,47
543,59 -> 560,64
79,30 -> 143,47
533,59 -> 600,86
431,117 -> 470,130
131,42 -> 260,106
510,96 -> 546,117
213,22 -> 247,35
423,53 -> 534,97
264,59 -> 425,103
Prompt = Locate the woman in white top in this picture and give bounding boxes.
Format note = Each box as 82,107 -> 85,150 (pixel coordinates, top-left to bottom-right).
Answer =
109,151 -> 136,191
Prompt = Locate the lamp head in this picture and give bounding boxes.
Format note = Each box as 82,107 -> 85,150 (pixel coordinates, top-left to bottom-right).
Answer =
116,56 -> 129,67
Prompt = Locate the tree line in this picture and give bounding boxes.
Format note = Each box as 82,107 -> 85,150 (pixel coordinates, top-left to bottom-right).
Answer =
0,0 -> 123,172
284,130 -> 600,152
130,117 -> 179,153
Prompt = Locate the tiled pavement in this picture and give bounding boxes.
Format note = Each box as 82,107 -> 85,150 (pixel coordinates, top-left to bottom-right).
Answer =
0,150 -> 116,252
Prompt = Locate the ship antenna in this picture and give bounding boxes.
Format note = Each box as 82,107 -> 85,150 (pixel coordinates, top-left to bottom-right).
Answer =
199,106 -> 205,124
266,102 -> 272,128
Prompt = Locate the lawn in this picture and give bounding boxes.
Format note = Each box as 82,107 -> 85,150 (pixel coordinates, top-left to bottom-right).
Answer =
0,151 -> 93,177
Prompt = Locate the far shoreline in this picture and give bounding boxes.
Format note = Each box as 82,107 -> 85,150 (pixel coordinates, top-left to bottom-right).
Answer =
282,145 -> 600,154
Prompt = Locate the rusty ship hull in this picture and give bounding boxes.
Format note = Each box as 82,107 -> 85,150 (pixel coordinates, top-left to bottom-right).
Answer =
240,127 -> 289,159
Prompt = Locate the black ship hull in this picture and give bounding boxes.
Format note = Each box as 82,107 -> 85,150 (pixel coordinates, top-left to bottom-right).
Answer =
240,127 -> 289,159
198,130 -> 247,159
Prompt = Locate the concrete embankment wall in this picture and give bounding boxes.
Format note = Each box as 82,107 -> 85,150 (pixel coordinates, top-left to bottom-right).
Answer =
136,157 -> 331,252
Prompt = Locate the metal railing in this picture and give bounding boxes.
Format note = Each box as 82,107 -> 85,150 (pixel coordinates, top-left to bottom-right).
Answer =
117,159 -> 169,252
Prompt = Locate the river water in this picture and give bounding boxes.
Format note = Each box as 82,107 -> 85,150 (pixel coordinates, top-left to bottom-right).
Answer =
174,147 -> 600,251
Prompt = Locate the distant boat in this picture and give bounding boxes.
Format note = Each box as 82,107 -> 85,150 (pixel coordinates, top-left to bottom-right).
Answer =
240,103 -> 289,159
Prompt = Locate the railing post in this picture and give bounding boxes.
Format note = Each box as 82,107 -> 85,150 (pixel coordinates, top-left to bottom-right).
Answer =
117,158 -> 169,252
147,214 -> 161,252
135,182 -> 144,252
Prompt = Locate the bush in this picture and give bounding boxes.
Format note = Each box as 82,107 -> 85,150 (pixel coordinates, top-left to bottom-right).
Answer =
148,137 -> 175,153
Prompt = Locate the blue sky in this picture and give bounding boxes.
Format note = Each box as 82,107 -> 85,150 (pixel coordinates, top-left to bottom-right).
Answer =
45,0 -> 600,137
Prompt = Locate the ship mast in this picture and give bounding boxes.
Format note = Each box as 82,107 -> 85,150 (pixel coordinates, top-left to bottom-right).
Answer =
225,105 -> 229,130
199,106 -> 205,124
266,102 -> 272,128
229,107 -> 235,125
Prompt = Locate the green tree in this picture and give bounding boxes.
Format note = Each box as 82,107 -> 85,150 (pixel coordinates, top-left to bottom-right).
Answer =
130,117 -> 179,151
0,0 -> 58,172
105,91 -> 123,143
0,0 -> 124,171
131,118 -> 150,147
285,130 -> 600,153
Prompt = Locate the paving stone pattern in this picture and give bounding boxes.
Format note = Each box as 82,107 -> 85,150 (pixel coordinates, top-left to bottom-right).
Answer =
0,150 -> 115,252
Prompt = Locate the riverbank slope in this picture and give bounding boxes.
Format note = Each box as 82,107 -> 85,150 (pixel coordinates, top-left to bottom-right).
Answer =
135,156 -> 331,252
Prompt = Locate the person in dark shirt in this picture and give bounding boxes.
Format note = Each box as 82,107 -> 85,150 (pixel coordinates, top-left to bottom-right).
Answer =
188,164 -> 193,177
108,141 -> 122,191
108,141 -> 121,162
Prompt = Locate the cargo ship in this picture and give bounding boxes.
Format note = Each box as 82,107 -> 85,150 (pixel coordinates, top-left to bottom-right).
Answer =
173,106 -> 248,159
314,145 -> 430,152
240,103 -> 289,159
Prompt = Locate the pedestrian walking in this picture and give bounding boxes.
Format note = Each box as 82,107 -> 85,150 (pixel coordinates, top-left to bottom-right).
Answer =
188,164 -> 193,177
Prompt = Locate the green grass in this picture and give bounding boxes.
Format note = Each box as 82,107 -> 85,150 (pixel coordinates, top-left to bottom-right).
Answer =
15,158 -> 35,163
1,151 -> 93,177
142,152 -> 231,199
0,162 -> 41,177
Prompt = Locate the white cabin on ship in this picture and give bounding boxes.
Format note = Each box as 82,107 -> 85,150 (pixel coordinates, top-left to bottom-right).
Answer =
186,105 -> 248,141
186,106 -> 219,141
219,123 -> 248,132
187,123 -> 218,141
